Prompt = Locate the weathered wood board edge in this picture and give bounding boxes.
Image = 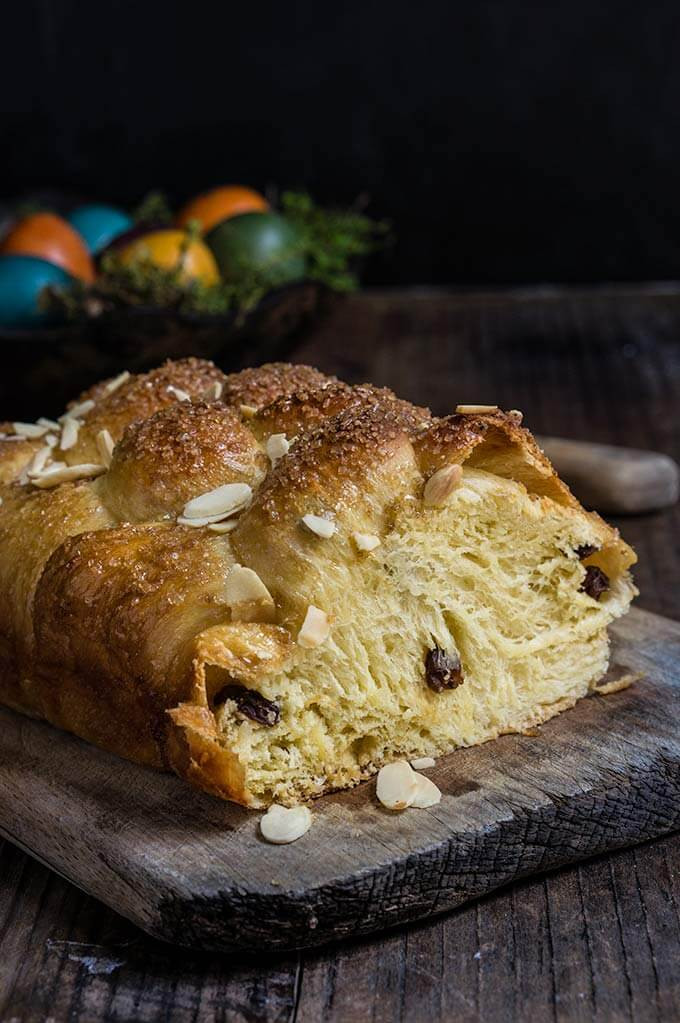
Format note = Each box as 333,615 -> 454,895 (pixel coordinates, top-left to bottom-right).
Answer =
157,749 -> 680,953
1,606 -> 680,954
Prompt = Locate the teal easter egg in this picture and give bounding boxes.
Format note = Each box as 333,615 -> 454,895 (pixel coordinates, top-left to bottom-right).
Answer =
206,212 -> 306,282
0,255 -> 72,328
67,204 -> 133,254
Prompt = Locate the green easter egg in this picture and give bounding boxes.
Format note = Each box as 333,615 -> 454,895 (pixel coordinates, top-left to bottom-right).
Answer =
207,212 -> 306,282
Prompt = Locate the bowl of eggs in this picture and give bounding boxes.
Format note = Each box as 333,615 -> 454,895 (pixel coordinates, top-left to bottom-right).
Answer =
0,187 -> 384,419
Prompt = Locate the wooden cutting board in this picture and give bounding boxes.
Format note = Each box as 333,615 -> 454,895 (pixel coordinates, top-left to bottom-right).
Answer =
1,606 -> 679,954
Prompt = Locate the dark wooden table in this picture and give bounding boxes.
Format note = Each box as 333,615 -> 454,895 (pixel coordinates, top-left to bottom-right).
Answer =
2,286 -> 680,1023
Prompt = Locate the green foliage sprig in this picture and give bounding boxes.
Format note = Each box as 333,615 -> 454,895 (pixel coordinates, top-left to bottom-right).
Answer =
132,191 -> 174,225
281,191 -> 388,292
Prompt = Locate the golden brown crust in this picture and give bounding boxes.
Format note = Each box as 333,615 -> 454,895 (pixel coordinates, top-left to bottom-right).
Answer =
65,358 -> 228,465
220,362 -> 336,411
0,433 -> 41,483
250,381 -> 430,442
0,357 -> 637,807
248,399 -> 427,525
101,401 -> 266,522
415,411 -> 576,504
167,622 -> 293,803
29,522 -> 235,765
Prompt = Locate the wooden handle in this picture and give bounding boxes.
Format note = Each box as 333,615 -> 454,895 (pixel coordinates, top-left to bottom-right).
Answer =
537,436 -> 680,514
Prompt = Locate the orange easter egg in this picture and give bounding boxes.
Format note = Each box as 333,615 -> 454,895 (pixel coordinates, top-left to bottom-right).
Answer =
118,229 -> 219,285
0,212 -> 95,283
176,186 -> 269,234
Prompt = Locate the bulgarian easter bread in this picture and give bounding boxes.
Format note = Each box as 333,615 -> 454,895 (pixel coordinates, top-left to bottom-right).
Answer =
0,359 -> 636,807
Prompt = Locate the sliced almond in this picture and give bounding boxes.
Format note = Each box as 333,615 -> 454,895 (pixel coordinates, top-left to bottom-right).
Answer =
225,564 -> 275,622
37,417 -> 60,430
181,483 -> 252,521
260,804 -> 312,844
177,513 -> 232,527
12,422 -> 48,439
266,433 -> 290,466
240,404 -> 257,419
203,380 -> 223,401
96,429 -> 115,468
61,398 -> 94,421
423,464 -> 463,507
31,463 -> 106,488
455,403 -> 499,414
45,434 -> 58,447
59,417 -> 80,451
26,445 -> 53,477
410,756 -> 436,770
103,369 -> 131,394
411,772 -> 442,808
353,531 -> 381,552
376,761 -> 418,811
297,605 -> 330,648
302,513 -> 336,538
207,520 -> 238,534
167,385 -> 191,402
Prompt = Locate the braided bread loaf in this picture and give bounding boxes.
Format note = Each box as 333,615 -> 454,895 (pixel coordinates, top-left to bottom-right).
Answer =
0,359 -> 636,807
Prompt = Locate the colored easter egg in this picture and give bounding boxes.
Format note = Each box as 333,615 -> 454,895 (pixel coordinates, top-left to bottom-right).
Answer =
206,212 -> 305,282
117,229 -> 219,285
0,255 -> 72,328
67,204 -> 133,254
0,212 -> 95,282
176,186 -> 269,234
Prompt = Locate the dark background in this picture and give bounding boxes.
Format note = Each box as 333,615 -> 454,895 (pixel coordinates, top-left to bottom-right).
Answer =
3,0 -> 680,285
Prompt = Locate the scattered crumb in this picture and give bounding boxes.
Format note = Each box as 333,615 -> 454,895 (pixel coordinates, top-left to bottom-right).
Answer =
594,673 -> 641,696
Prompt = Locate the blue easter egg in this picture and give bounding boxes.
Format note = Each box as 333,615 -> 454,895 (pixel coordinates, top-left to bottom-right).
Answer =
0,255 -> 72,328
67,204 -> 133,254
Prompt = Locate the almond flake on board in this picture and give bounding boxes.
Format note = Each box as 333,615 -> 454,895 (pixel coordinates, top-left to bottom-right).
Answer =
410,756 -> 435,770
376,761 -> 419,810
410,772 -> 442,808
260,805 -> 312,844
